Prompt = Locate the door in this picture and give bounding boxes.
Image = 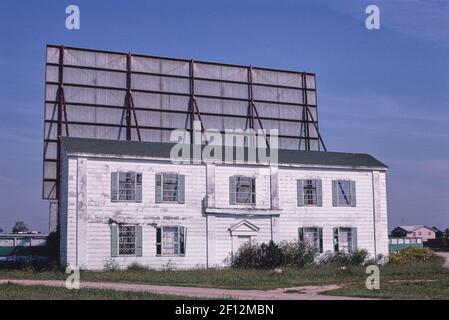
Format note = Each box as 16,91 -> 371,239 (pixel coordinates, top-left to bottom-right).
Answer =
237,236 -> 251,248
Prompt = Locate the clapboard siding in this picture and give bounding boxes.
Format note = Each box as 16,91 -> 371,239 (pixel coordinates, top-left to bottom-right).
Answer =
213,215 -> 273,266
214,165 -> 271,209
59,153 -> 68,266
59,155 -> 78,267
86,217 -> 207,270
60,154 -> 389,270
277,168 -> 380,254
377,172 -> 389,255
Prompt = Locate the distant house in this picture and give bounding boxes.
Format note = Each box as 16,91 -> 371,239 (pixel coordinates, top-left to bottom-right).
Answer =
391,226 -> 437,242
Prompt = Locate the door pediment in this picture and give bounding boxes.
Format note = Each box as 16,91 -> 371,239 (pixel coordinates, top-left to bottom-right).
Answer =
229,220 -> 259,236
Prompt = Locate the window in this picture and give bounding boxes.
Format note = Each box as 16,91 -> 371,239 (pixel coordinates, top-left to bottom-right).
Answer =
156,226 -> 186,256
111,172 -> 142,202
333,227 -> 357,252
155,173 -> 185,203
332,180 -> 356,207
229,176 -> 256,205
299,227 -> 323,253
110,224 -> 142,257
119,225 -> 136,256
297,179 -> 322,206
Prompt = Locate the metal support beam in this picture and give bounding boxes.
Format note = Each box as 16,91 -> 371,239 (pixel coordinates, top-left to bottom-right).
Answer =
299,73 -> 312,151
246,66 -> 255,131
126,53 -> 141,141
189,60 -> 207,143
55,45 -> 68,228
125,53 -> 132,140
305,106 -> 327,152
247,66 -> 270,148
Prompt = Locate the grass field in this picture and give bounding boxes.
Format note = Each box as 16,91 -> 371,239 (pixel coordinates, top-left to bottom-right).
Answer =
325,280 -> 449,300
0,283 -> 189,300
1,257 -> 448,299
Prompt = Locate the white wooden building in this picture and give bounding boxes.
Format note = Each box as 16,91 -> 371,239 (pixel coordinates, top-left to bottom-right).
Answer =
59,137 -> 389,270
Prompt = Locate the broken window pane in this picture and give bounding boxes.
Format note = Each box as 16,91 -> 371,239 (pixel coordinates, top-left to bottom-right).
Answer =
337,180 -> 351,206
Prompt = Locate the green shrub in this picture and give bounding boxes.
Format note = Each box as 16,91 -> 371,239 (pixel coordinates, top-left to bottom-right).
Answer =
231,240 -> 318,269
258,241 -> 284,269
365,254 -> 388,266
389,247 -> 435,264
126,262 -> 150,272
319,249 -> 369,266
104,259 -> 120,272
0,260 -> 61,272
231,240 -> 373,269
279,241 -> 318,267
231,240 -> 283,269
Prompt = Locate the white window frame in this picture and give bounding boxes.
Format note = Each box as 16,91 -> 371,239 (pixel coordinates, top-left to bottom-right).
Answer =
232,176 -> 256,205
299,227 -> 323,253
334,227 -> 356,253
158,173 -> 180,203
112,171 -> 142,203
156,226 -> 186,257
303,179 -> 319,206
336,180 -> 352,207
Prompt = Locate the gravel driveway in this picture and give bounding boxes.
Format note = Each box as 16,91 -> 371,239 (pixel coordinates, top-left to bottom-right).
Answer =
0,279 -> 370,300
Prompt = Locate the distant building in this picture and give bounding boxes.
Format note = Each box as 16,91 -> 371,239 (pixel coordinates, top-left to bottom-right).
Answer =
391,226 -> 437,242
388,237 -> 423,252
0,234 -> 48,261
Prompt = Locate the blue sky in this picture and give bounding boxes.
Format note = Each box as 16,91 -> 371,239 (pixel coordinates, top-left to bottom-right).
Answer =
0,0 -> 448,232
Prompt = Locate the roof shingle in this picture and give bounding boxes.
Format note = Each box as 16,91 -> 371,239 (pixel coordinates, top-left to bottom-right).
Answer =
60,137 -> 388,169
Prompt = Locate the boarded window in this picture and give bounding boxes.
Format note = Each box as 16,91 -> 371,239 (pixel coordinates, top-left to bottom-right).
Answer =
332,180 -> 356,207
156,226 -> 186,256
298,179 -> 322,206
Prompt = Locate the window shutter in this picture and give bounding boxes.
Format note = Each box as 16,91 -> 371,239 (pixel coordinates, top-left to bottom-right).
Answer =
111,225 -> 118,257
180,227 -> 186,255
318,228 -> 323,253
298,227 -> 304,241
229,176 -> 236,205
332,181 -> 338,206
350,181 -> 357,207
178,175 -> 185,204
316,180 -> 323,206
135,173 -> 142,203
135,225 -> 143,257
333,227 -> 339,252
111,172 -> 118,202
251,177 -> 256,204
297,180 -> 304,206
155,173 -> 162,203
156,227 -> 162,255
351,227 -> 358,251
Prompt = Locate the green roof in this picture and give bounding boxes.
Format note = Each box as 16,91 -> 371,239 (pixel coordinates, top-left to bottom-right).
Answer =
61,137 -> 388,169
